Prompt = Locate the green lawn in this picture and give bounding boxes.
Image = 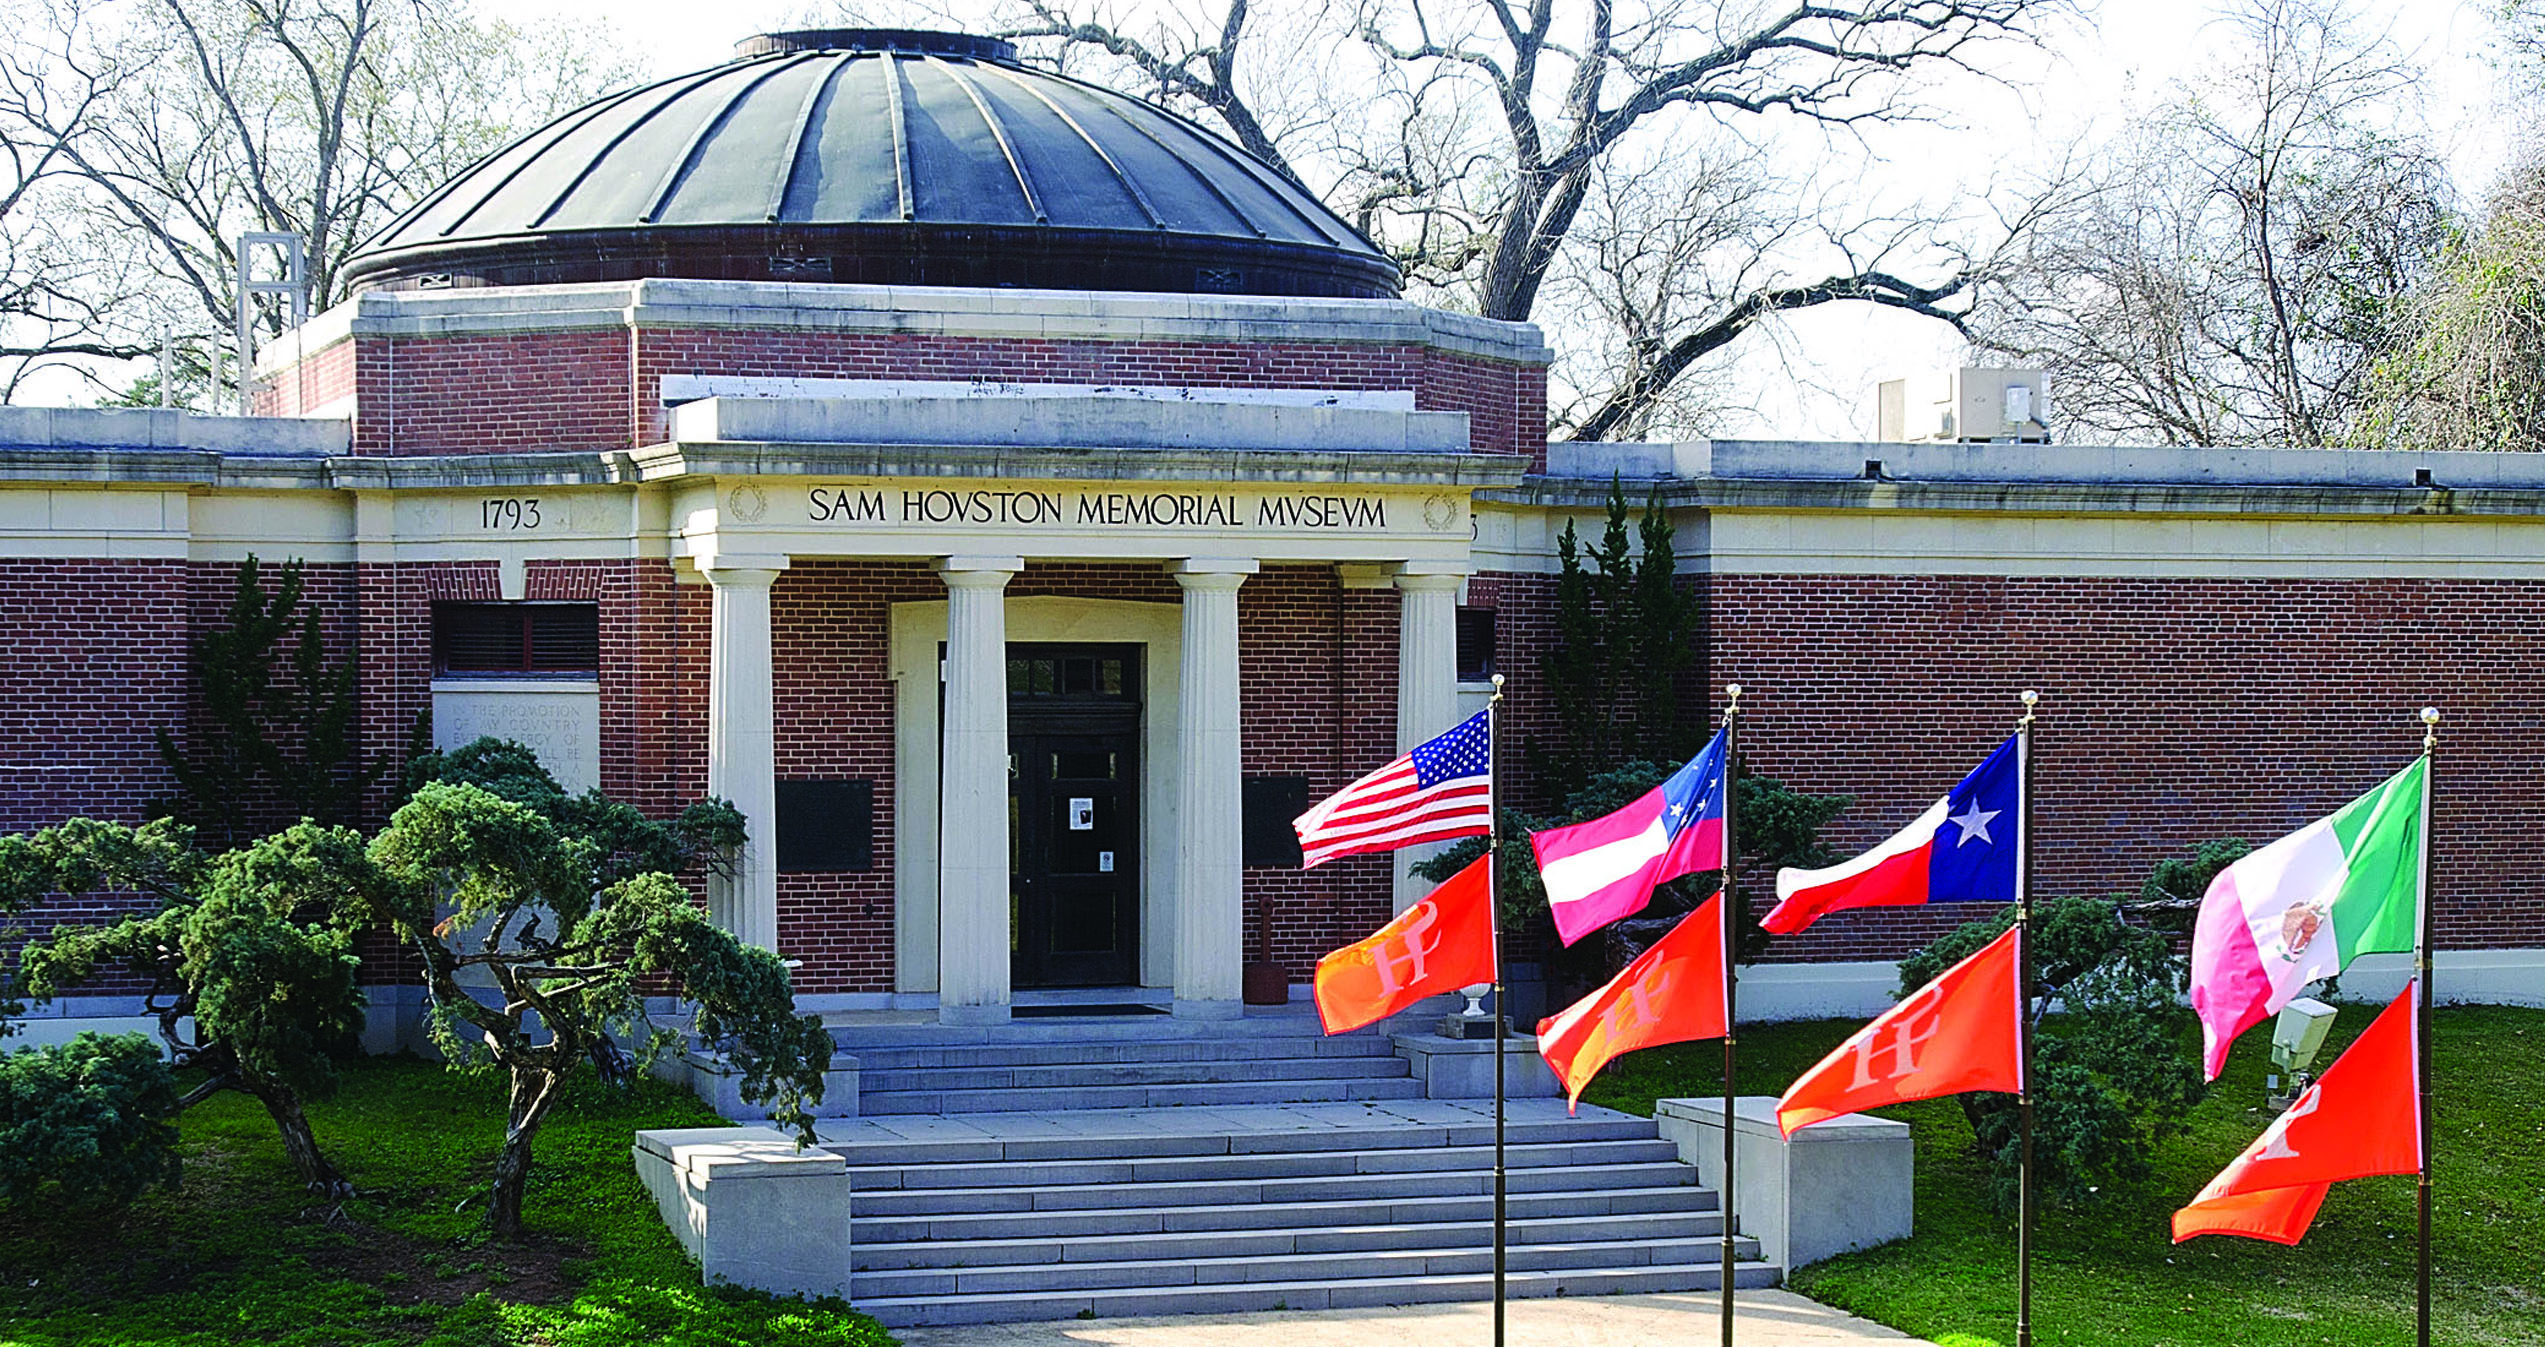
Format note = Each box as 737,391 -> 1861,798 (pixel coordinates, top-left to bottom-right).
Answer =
1581,1003 -> 2545,1347
0,1055 -> 894,1347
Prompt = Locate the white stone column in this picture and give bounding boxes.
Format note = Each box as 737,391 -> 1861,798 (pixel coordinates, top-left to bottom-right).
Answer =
1169,559 -> 1256,1018
1394,568 -> 1466,913
936,556 -> 1023,1026
704,558 -> 788,951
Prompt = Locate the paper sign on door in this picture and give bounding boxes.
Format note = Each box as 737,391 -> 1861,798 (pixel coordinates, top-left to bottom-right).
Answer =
1069,798 -> 1095,830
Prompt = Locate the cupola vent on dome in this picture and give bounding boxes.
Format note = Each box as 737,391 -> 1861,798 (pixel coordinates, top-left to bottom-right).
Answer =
343,29 -> 1398,299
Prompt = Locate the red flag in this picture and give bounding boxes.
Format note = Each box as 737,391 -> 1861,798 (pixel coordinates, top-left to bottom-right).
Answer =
1312,852 -> 1497,1035
1777,925 -> 2025,1136
1535,895 -> 1729,1111
2172,983 -> 2421,1245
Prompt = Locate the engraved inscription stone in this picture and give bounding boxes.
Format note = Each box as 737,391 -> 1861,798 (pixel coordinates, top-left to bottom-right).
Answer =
432,683 -> 601,793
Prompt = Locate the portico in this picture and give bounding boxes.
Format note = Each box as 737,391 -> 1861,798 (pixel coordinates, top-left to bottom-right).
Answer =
657,390 -> 1528,1022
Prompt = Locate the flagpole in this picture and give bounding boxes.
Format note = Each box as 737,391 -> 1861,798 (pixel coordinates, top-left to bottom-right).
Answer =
2415,706 -> 2437,1347
1488,673 -> 1507,1347
2014,689 -> 2039,1347
1719,684 -> 1744,1347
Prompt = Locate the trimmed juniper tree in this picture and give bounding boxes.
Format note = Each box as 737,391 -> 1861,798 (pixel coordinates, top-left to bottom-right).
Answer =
1900,891 -> 2210,1211
352,740 -> 835,1238
1,817 -> 369,1196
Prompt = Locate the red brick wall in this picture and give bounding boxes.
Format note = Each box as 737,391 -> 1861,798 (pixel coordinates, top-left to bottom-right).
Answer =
253,339 -> 357,417
305,320 -> 1546,461
347,330 -> 633,456
1711,573 -> 2537,961
0,560 -> 190,990
633,329 -> 1540,458
1239,566 -> 1397,978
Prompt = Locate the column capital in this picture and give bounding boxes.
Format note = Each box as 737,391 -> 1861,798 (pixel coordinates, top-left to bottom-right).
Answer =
1169,559 -> 1255,593
1393,569 -> 1466,595
699,553 -> 791,585
1166,557 -> 1259,577
935,555 -> 1025,582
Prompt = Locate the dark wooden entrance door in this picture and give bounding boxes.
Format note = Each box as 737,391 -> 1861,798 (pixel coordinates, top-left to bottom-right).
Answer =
1006,645 -> 1141,988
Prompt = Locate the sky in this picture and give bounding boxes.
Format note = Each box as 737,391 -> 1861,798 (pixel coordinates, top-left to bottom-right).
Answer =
465,1 -> 2527,439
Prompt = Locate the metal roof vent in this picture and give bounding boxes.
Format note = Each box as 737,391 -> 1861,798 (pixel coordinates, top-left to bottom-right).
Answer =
731,29 -> 1019,62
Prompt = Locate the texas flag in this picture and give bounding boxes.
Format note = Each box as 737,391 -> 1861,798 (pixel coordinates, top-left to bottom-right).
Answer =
1762,737 -> 2019,935
1531,731 -> 1729,947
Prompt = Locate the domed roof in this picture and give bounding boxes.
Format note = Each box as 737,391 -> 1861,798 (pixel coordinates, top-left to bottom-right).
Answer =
344,29 -> 1398,299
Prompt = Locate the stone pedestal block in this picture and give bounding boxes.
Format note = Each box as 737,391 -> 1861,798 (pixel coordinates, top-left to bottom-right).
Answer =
633,1126 -> 853,1300
672,1051 -> 861,1120
1392,1032 -> 1561,1099
1655,1095 -> 1912,1274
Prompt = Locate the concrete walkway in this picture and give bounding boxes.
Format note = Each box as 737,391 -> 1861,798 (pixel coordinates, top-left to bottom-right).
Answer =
894,1289 -> 1936,1345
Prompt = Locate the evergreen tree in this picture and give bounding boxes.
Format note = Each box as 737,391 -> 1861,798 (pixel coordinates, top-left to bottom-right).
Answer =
155,556 -> 371,847
1531,482 -> 1704,796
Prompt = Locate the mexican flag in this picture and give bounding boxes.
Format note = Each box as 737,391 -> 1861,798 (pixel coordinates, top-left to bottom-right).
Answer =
2189,758 -> 2424,1079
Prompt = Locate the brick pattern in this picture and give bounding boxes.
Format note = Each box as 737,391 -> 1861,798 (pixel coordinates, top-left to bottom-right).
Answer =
346,330 -> 633,455
1710,573 -> 2539,962
1239,566 -> 1397,977
252,339 -> 356,417
277,321 -> 1549,461
0,560 -> 191,993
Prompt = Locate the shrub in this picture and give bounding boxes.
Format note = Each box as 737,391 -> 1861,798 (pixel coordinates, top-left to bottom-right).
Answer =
0,1032 -> 182,1211
1899,896 -> 2208,1212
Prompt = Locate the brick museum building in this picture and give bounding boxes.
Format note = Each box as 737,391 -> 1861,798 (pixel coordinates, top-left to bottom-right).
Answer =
6,28 -> 2538,1048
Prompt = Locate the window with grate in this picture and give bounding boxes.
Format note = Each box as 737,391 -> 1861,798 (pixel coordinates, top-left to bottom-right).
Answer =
1455,608 -> 1497,682
433,603 -> 599,676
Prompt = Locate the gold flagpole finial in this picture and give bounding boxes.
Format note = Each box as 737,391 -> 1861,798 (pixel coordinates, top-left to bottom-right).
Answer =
1725,682 -> 1744,711
1489,672 -> 1505,705
2421,705 -> 2439,751
2019,688 -> 2039,729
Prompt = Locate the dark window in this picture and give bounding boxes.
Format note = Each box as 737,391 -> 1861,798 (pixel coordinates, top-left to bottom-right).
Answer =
776,780 -> 875,872
1242,776 -> 1309,868
1455,608 -> 1497,682
433,603 -> 599,676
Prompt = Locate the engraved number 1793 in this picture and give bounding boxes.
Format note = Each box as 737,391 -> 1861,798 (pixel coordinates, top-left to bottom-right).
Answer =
481,498 -> 541,529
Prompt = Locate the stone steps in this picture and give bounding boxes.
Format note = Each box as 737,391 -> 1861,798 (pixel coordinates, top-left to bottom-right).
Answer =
858,1260 -> 1783,1327
855,1052 -> 1412,1094
859,1074 -> 1427,1115
841,1009 -> 1430,1115
843,1137 -> 1685,1189
835,1107 -> 1777,1327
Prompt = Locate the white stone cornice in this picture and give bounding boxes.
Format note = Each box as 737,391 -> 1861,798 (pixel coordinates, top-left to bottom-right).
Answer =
274,279 -> 1553,367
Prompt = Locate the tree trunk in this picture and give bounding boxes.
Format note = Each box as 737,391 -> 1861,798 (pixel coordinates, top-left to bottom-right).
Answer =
486,1067 -> 564,1238
244,1075 -> 353,1199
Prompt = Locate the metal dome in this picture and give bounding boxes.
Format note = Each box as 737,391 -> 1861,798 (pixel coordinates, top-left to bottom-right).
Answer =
343,29 -> 1399,298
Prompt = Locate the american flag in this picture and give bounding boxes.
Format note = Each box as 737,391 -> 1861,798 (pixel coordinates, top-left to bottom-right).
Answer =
1293,709 -> 1494,870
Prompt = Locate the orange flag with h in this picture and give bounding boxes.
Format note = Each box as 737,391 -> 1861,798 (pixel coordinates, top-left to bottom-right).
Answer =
1312,852 -> 1497,1035
1535,894 -> 1729,1111
2172,983 -> 2421,1245
1777,924 -> 2026,1135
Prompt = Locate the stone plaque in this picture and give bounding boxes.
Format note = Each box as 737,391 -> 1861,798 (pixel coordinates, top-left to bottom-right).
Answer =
432,682 -> 601,793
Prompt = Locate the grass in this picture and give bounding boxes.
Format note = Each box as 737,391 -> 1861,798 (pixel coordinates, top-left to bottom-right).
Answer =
0,1055 -> 897,1347
1580,1002 -> 2545,1347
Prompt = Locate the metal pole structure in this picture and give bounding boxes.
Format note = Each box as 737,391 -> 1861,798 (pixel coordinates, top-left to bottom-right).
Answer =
2416,706 -> 2438,1347
2014,689 -> 2039,1347
1488,673 -> 1507,1347
1719,684 -> 1744,1347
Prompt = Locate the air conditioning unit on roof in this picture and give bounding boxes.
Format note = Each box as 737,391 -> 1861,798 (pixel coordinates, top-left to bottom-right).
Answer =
1876,367 -> 2050,444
